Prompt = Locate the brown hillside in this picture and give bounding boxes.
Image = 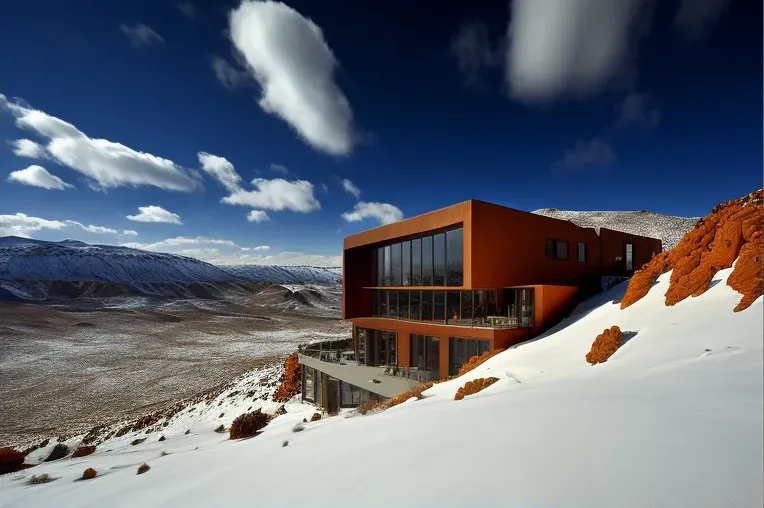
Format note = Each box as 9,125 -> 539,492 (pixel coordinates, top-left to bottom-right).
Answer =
621,190 -> 763,311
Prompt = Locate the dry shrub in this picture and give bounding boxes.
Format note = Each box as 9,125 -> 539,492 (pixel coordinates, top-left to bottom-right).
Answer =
458,348 -> 505,376
72,445 -> 96,458
44,444 -> 69,462
586,326 -> 623,365
273,352 -> 301,402
309,413 -> 322,422
0,447 -> 26,475
81,468 -> 97,480
27,473 -> 57,485
214,424 -> 226,433
621,189 -> 763,310
137,463 -> 150,475
229,410 -> 270,440
130,438 -> 146,446
453,377 -> 500,400
358,382 -> 436,415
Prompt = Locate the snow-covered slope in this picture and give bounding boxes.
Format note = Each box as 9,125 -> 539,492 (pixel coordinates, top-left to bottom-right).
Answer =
532,209 -> 698,250
2,266 -> 760,507
223,264 -> 341,285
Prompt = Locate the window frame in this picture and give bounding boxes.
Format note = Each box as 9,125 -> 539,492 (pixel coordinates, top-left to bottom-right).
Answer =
577,242 -> 587,263
546,238 -> 570,261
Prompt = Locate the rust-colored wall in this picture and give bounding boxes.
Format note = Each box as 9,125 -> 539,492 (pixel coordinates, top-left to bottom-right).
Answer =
599,228 -> 663,276
470,201 -> 601,288
493,328 -> 534,350
531,285 -> 579,333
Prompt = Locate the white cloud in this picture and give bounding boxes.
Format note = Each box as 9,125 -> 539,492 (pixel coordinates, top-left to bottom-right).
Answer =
122,229 -> 138,236
675,0 -> 731,42
341,201 -> 403,226
228,0 -> 355,155
552,136 -> 615,170
246,210 -> 270,223
270,163 -> 289,175
223,178 -> 320,213
126,205 -> 183,225
451,21 -> 503,87
0,213 -> 117,237
197,152 -> 242,191
122,236 -> 338,266
10,138 -> 46,158
177,1 -> 197,18
505,0 -> 651,103
119,23 -> 165,48
211,56 -> 250,90
0,94 -> 200,192
8,165 -> 73,190
617,93 -> 660,128
341,178 -> 361,199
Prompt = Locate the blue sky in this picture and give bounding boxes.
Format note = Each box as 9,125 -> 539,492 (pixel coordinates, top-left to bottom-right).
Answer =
0,0 -> 760,266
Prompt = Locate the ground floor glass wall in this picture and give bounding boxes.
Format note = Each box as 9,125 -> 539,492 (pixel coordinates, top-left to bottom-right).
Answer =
448,337 -> 491,376
409,334 -> 440,379
355,327 -> 397,367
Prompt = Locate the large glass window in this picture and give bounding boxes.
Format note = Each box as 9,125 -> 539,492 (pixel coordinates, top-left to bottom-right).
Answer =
390,243 -> 401,286
376,247 -> 384,286
446,228 -> 463,286
402,241 -> 411,286
433,233 -> 446,286
303,366 -> 315,402
411,238 -> 422,285
546,239 -> 569,260
421,290 -> 433,320
461,291 -> 473,320
410,290 -> 420,320
380,290 -> 388,317
389,291 -> 398,319
399,291 -> 409,319
434,290 -> 445,321
447,291 -> 460,321
421,236 -> 433,285
448,338 -> 490,376
410,334 -> 440,380
383,245 -> 392,285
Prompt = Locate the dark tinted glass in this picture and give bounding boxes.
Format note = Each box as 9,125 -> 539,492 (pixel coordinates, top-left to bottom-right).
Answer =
446,228 -> 463,285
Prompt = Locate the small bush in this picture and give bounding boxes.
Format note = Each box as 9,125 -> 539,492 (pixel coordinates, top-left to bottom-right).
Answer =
282,440 -> 289,447
27,473 -> 57,485
458,349 -> 505,376
130,438 -> 146,446
158,436 -> 166,442
0,447 -> 26,475
454,377 -> 500,400
229,410 -> 270,440
358,382 -> 435,415
586,326 -> 623,365
81,468 -> 97,480
310,413 -> 322,422
44,444 -> 69,462
273,352 -> 301,402
137,463 -> 150,475
72,445 -> 96,458
214,424 -> 226,433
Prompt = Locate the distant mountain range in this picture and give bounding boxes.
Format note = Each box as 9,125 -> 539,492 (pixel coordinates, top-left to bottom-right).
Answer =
531,209 -> 698,251
0,236 -> 341,302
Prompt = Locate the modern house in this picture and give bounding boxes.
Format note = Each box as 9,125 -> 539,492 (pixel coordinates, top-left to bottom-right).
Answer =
299,200 -> 662,411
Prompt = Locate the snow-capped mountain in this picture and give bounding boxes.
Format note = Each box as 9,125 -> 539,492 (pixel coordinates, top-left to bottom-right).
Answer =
223,264 -> 342,285
532,209 -> 698,251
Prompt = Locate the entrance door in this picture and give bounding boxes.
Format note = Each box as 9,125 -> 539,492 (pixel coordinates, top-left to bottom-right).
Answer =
327,377 -> 340,414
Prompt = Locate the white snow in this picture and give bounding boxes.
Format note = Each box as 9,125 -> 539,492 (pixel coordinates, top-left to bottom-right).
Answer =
1,267 -> 761,508
532,208 -> 699,250
223,265 -> 341,285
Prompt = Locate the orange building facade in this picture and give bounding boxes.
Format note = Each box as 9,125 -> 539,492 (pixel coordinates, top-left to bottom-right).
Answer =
301,200 -> 661,410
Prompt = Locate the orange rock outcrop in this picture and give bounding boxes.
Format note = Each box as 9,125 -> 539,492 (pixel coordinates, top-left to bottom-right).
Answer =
586,326 -> 623,365
620,190 -> 763,311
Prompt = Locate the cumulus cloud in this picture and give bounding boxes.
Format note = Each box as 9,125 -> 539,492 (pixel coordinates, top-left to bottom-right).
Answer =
505,0 -> 651,103
552,136 -> 615,171
119,23 -> 165,48
341,201 -> 403,226
122,236 -> 337,266
228,0 -> 355,155
223,178 -> 320,213
177,1 -> 197,18
8,165 -> 73,190
246,210 -> 270,223
451,21 -> 503,87
126,205 -> 183,225
122,229 -> 138,236
341,178 -> 361,199
0,94 -> 200,192
211,56 -> 251,90
617,93 -> 660,128
0,212 -> 117,237
10,138 -> 46,158
674,0 -> 731,42
197,152 -> 242,191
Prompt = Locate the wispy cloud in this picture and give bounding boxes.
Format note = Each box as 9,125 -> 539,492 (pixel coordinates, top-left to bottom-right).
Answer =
126,205 -> 183,225
451,21 -> 503,87
119,23 -> 165,48
177,1 -> 198,19
0,93 -> 200,192
210,56 -> 251,90
198,152 -> 242,192
0,213 -> 117,237
8,165 -> 73,190
341,178 -> 361,199
617,93 -> 660,128
10,138 -> 46,158
247,210 -> 270,223
270,163 -> 290,175
227,0 -> 356,155
341,201 -> 403,226
674,0 -> 731,42
552,136 -> 615,171
121,229 -> 138,236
